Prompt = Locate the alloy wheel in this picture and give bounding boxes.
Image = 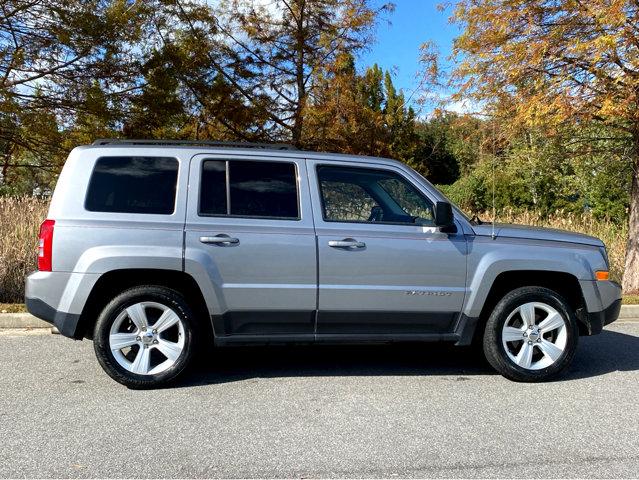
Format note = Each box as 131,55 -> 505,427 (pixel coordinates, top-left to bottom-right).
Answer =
501,301 -> 568,370
108,301 -> 185,375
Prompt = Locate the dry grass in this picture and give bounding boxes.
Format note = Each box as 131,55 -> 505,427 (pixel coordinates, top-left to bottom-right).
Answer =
0,303 -> 27,313
0,197 -> 49,303
622,295 -> 639,305
0,197 -> 630,303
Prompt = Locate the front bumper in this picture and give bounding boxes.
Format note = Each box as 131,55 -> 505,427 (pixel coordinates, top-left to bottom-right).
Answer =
583,298 -> 622,335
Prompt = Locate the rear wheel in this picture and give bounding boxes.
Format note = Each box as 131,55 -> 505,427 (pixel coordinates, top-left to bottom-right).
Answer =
483,286 -> 578,382
93,286 -> 196,388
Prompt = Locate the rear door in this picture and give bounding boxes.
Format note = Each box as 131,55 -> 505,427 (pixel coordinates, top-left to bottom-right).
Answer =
307,160 -> 467,337
184,154 -> 317,338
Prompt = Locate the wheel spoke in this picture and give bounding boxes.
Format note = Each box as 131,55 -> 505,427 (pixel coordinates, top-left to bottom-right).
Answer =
152,309 -> 180,333
109,332 -> 138,351
503,326 -> 525,342
515,342 -> 534,368
539,312 -> 565,333
539,339 -> 563,362
156,339 -> 182,362
126,304 -> 148,330
519,302 -> 536,327
131,346 -> 151,374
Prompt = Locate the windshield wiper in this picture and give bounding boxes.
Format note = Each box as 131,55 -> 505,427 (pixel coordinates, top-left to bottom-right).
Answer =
470,214 -> 484,225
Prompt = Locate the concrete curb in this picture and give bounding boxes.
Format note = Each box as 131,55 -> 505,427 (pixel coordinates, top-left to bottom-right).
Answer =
0,313 -> 51,329
1,306 -> 638,330
619,305 -> 639,319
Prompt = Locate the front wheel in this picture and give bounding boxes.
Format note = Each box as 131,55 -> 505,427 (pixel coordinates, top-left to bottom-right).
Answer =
483,286 -> 579,382
93,286 -> 196,388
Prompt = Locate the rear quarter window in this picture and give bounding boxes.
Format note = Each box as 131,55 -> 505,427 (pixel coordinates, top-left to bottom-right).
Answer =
85,156 -> 179,214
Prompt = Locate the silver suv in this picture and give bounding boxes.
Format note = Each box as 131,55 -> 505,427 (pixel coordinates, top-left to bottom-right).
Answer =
25,140 -> 622,387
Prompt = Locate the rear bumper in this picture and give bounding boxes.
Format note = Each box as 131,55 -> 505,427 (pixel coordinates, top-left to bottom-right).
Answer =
25,297 -> 80,338
25,270 -> 100,339
583,298 -> 622,335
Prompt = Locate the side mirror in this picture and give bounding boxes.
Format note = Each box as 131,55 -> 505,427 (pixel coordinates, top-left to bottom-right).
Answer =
434,201 -> 457,233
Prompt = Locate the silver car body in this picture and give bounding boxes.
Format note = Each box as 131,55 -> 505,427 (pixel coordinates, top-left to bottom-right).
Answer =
25,144 -> 622,343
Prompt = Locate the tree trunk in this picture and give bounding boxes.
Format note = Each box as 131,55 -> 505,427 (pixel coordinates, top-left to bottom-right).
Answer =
291,0 -> 306,148
622,142 -> 639,294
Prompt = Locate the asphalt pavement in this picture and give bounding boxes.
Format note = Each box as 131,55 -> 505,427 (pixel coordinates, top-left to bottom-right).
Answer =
1,322 -> 638,478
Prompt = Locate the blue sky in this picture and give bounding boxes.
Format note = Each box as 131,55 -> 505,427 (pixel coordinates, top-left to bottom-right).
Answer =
357,0 -> 461,113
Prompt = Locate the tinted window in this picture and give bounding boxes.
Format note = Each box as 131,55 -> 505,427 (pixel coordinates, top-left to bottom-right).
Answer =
318,166 -> 433,225
199,160 -> 299,219
200,160 -> 227,215
230,161 -> 298,218
378,177 -> 434,221
319,180 -> 378,222
85,157 -> 178,214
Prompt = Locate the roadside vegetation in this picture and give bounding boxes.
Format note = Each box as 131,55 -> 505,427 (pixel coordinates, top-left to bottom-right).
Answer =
0,197 -> 630,303
0,197 -> 48,303
1,0 -> 637,296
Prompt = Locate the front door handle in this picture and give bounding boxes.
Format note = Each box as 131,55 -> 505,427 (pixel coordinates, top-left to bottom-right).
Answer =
328,238 -> 366,249
200,234 -> 239,246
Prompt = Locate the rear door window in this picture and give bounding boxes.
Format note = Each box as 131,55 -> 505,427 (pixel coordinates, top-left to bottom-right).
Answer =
199,160 -> 299,219
85,156 -> 178,214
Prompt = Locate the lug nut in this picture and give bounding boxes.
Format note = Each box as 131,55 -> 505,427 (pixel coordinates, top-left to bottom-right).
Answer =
153,340 -> 158,344
152,329 -> 157,334
523,332 -> 528,337
537,338 -> 542,343
528,340 -> 533,345
136,336 -> 141,341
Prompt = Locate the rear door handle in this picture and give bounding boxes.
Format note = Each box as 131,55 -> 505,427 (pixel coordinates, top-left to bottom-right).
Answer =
200,235 -> 239,246
328,238 -> 366,249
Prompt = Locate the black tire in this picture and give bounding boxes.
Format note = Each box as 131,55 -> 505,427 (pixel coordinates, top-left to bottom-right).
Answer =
93,286 -> 196,388
483,286 -> 579,382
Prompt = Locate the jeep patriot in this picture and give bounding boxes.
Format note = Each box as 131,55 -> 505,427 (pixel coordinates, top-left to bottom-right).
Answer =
25,140 -> 622,387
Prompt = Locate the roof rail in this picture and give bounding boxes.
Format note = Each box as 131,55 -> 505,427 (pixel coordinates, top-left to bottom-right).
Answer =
91,139 -> 297,150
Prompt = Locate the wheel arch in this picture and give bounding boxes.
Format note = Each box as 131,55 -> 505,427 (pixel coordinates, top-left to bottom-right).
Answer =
477,270 -> 589,337
74,269 -> 212,340
484,269 -> 583,310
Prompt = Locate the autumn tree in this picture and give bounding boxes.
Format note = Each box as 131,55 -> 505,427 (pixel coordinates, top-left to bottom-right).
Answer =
124,0 -> 276,141
438,0 -> 639,292
215,0 -> 392,146
0,0 -> 150,186
304,56 -> 387,154
303,54 -> 417,160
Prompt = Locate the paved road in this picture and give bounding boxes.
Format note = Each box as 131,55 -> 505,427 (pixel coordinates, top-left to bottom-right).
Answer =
1,322 -> 638,478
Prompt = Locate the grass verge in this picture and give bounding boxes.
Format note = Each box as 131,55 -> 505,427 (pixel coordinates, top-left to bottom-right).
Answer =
0,303 -> 28,313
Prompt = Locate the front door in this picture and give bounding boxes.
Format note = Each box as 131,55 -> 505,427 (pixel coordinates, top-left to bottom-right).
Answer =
307,160 -> 467,336
184,154 -> 317,337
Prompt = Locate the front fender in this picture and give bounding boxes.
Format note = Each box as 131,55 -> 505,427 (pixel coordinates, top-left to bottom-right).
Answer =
463,237 -> 603,318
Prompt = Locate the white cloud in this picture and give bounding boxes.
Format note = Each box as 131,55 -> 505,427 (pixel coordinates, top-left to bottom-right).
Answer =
417,89 -> 485,118
444,99 -> 482,115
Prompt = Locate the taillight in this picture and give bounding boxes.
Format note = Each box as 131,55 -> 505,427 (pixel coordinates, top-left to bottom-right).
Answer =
38,219 -> 55,271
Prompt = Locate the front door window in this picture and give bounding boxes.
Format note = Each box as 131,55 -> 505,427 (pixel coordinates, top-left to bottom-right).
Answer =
317,165 -> 434,226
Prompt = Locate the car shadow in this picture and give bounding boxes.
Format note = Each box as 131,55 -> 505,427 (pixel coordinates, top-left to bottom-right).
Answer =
563,329 -> 639,380
173,328 -> 639,387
